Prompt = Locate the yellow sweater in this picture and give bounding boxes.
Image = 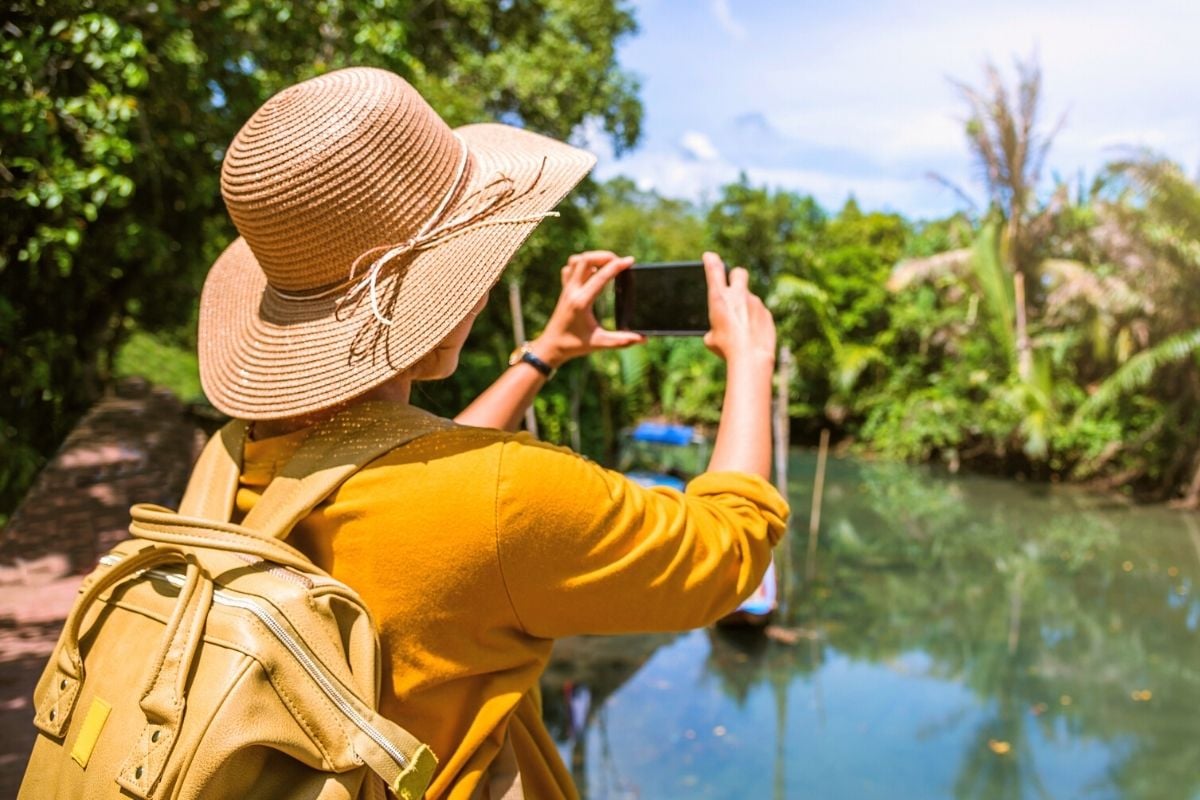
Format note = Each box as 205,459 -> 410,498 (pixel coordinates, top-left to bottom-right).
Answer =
235,406 -> 789,799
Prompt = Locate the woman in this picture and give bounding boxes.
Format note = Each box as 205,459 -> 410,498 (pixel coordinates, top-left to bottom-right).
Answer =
199,67 -> 788,798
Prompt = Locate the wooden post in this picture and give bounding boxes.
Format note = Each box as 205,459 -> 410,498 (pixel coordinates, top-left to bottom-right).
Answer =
567,365 -> 583,453
773,346 -> 792,496
1014,272 -> 1033,383
508,279 -> 538,437
773,345 -> 792,616
805,428 -> 830,583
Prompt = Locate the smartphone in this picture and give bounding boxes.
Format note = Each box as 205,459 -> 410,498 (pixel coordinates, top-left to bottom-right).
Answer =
614,261 -> 712,336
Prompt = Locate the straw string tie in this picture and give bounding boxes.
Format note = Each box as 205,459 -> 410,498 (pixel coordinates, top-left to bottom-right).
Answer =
271,137 -> 556,332
337,180 -> 557,327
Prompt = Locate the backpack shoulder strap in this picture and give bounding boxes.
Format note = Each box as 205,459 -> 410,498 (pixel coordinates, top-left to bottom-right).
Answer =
240,401 -> 456,539
177,419 -> 247,521
176,401 -> 453,534
150,403 -> 447,797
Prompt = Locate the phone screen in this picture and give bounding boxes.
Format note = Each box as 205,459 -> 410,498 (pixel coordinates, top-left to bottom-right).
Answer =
615,261 -> 710,336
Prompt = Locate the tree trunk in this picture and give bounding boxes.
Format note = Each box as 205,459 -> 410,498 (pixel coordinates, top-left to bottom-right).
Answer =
507,279 -> 538,437
1013,272 -> 1033,382
774,345 -> 792,615
773,346 -> 792,494
1174,451 -> 1200,509
805,428 -> 830,583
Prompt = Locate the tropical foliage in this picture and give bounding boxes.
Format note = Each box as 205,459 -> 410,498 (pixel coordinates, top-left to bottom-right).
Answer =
4,16 -> 1200,519
1,0 -> 641,515
575,56 -> 1200,502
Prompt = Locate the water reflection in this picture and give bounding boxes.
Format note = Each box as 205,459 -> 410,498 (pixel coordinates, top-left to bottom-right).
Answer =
542,453 -> 1200,799
543,633 -> 678,796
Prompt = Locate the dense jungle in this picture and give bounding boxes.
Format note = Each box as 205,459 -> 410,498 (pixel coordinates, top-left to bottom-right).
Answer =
4,1 -> 1199,522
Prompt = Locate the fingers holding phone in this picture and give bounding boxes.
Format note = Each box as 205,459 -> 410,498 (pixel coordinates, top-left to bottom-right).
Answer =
609,252 -> 776,481
701,251 -> 776,365
536,252 -> 645,366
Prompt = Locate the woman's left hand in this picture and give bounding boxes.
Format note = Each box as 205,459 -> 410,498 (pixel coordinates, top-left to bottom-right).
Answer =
531,251 -> 645,366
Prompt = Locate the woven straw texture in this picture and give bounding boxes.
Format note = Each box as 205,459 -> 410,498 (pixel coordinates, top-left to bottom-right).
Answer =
198,67 -> 595,420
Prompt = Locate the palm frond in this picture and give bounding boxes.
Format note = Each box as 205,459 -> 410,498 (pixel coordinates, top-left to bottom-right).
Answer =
768,274 -> 842,348
1110,153 -> 1200,239
888,248 -> 973,291
969,223 -> 1016,359
769,273 -> 829,306
1042,258 -> 1152,318
618,345 -> 649,393
832,343 -> 885,395
1075,327 -> 1200,419
1141,222 -> 1200,271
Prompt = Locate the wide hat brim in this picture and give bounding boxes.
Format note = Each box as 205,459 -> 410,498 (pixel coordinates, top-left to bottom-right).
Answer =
199,123 -> 595,420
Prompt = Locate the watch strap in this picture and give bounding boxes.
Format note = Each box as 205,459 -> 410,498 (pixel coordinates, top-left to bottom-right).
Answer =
510,342 -> 556,379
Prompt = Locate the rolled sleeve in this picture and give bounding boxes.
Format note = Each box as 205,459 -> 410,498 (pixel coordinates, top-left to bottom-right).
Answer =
494,437 -> 790,639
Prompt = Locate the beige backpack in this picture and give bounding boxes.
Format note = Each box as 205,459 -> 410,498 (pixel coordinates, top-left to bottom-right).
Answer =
19,402 -> 444,799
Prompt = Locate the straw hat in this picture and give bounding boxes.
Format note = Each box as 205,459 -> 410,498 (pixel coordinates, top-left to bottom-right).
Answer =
198,66 -> 596,420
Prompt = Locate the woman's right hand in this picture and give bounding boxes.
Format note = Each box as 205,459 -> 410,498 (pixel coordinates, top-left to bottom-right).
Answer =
702,251 -> 777,366
701,251 -> 775,479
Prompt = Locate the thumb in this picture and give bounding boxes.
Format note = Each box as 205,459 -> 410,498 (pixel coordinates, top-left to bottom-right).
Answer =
593,330 -> 646,349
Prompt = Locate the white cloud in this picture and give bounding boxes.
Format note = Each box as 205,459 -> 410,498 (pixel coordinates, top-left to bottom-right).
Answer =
679,131 -> 721,161
742,165 -> 927,212
766,108 -> 964,165
571,116 -> 616,163
596,149 -> 736,200
593,144 -> 948,217
1055,120 -> 1200,166
613,0 -> 1200,216
709,0 -> 746,42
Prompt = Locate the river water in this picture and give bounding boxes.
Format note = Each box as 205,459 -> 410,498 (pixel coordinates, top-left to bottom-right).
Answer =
539,451 -> 1200,799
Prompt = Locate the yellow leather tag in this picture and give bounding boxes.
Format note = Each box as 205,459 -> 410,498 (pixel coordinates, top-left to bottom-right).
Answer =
69,697 -> 112,769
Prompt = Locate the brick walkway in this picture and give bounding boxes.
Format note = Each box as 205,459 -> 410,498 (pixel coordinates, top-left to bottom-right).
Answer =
0,378 -> 207,794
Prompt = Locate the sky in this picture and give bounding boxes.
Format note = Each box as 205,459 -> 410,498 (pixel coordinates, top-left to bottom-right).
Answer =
585,0 -> 1200,219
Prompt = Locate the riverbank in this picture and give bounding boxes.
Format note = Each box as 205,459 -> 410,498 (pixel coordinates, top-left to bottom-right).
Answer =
792,426 -> 1200,508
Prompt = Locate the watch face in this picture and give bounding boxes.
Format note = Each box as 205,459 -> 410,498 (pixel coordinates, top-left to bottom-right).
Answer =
506,343 -> 553,376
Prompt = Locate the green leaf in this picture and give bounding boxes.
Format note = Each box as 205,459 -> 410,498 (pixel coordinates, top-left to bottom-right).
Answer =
1075,327 -> 1200,419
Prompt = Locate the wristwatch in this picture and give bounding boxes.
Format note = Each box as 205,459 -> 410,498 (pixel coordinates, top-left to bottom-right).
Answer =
508,341 -> 557,380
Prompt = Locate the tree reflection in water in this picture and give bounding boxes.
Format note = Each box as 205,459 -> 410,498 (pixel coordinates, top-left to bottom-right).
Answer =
542,633 -> 677,797
543,453 -> 1200,799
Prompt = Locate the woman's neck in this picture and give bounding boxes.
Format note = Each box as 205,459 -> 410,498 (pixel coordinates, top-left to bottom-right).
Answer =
251,373 -> 413,438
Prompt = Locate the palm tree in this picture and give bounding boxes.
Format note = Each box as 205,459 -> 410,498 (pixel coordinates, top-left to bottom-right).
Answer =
889,55 -> 1073,456
768,274 -> 883,422
895,54 -> 1066,299
952,56 -> 1063,297
1072,155 -> 1200,503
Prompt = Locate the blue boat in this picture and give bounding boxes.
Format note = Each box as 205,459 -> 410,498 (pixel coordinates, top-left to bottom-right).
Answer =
618,421 -> 709,492
717,558 -> 777,626
618,422 -> 777,625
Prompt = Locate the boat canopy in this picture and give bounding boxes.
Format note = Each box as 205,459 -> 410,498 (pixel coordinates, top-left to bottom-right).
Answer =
629,422 -> 698,446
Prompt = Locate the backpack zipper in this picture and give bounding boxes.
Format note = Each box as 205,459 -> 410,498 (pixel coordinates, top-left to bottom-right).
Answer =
97,553 -> 409,771
232,552 -> 315,589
